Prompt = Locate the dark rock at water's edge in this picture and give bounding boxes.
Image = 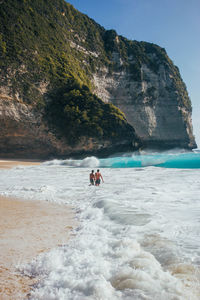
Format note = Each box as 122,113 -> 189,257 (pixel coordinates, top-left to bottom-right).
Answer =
0,98 -> 140,159
0,0 -> 197,159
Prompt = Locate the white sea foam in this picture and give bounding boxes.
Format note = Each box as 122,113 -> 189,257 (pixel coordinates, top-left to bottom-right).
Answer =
43,156 -> 100,168
0,157 -> 200,299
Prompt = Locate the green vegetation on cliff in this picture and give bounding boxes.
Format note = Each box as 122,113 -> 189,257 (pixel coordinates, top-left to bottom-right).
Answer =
46,79 -> 135,144
0,0 -> 192,145
0,0 -> 97,101
0,0 -> 135,143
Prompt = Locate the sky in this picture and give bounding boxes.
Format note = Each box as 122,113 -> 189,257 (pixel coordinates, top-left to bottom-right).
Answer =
67,0 -> 200,147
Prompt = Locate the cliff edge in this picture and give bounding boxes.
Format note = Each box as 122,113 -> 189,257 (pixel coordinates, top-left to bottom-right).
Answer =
0,0 -> 196,158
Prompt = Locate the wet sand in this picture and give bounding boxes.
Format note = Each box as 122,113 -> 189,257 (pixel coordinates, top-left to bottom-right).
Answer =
0,194 -> 76,299
0,159 -> 41,169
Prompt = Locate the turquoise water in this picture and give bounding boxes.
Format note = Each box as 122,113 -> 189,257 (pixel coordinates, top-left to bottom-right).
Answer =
1,153 -> 200,299
99,152 -> 200,169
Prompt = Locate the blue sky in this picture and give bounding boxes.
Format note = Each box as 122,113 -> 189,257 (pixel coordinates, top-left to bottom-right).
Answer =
67,0 -> 200,147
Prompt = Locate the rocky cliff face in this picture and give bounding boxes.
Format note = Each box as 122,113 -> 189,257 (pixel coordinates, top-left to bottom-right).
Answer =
0,0 -> 196,158
0,89 -> 137,159
92,47 -> 196,150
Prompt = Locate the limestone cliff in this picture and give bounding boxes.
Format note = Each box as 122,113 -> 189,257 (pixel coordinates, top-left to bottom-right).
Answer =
0,0 -> 196,158
93,49 -> 196,149
0,92 -> 137,159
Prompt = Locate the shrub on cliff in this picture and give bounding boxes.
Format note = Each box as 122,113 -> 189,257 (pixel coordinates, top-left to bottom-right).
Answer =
0,0 -> 191,111
46,79 -> 136,145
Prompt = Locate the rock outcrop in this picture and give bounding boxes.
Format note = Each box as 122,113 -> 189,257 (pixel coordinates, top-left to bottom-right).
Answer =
0,96 -> 136,159
93,61 -> 196,149
0,0 -> 196,158
0,89 -> 138,159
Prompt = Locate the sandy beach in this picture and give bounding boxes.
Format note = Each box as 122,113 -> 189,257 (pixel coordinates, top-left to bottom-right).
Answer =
0,160 -> 76,300
0,159 -> 41,169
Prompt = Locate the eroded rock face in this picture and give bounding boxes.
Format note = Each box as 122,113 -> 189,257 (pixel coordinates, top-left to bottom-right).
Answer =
0,0 -> 196,158
0,53 -> 196,159
0,95 -> 53,158
93,61 -> 196,150
0,94 -> 136,159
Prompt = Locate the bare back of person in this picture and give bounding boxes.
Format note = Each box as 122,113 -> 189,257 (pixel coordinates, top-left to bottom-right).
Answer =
89,170 -> 95,185
95,169 -> 104,186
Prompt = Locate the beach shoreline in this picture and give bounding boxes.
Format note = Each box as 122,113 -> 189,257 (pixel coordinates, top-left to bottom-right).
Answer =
0,196 -> 76,300
0,159 -> 42,169
0,158 -> 76,300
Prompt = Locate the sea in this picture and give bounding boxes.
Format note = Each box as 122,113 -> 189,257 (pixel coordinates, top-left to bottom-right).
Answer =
0,150 -> 200,300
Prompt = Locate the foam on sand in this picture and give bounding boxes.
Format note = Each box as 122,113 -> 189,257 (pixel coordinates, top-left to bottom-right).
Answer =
0,196 -> 76,300
1,153 -> 200,299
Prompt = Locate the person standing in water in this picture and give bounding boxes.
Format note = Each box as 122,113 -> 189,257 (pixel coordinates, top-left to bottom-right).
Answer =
95,169 -> 104,186
89,170 -> 95,185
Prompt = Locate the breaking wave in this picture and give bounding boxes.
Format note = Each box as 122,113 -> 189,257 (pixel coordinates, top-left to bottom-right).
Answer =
43,152 -> 200,169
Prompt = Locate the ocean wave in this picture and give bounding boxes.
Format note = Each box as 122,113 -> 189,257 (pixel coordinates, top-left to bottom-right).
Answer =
43,156 -> 100,168
1,156 -> 200,299
21,236 -> 199,300
43,152 -> 200,169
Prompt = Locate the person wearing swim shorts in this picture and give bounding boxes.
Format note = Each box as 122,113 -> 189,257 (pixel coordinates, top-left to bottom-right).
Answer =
95,169 -> 104,186
89,170 -> 95,185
